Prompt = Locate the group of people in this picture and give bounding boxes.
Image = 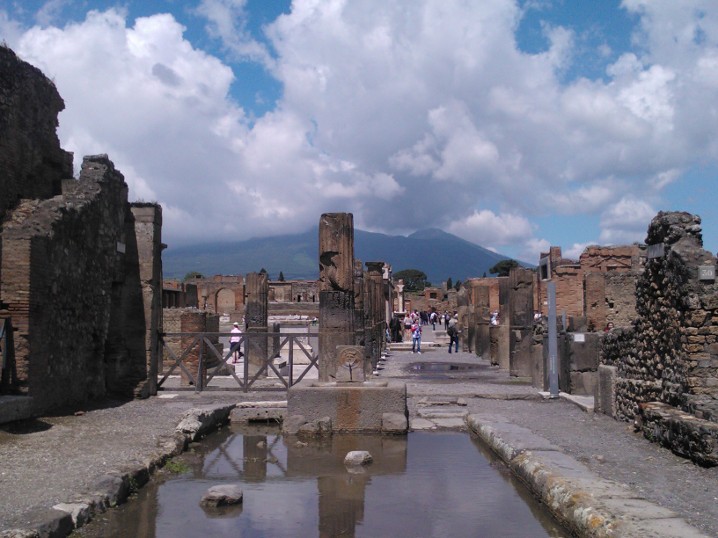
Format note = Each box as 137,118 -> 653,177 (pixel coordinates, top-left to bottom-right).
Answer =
386,309 -> 462,354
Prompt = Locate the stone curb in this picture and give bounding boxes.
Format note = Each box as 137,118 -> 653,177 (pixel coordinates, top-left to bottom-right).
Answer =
466,413 -> 710,538
0,404 -> 236,538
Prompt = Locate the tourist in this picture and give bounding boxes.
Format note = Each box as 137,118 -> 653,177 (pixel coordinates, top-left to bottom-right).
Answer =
411,320 -> 422,354
230,322 -> 243,363
604,322 -> 614,333
430,311 -> 437,330
490,311 -> 499,326
444,311 -> 451,329
404,314 -> 412,340
447,314 -> 459,353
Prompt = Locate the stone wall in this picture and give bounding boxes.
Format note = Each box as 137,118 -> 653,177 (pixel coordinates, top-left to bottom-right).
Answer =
0,49 -> 163,417
600,212 -> 718,465
0,46 -> 73,221
1,155 -> 155,410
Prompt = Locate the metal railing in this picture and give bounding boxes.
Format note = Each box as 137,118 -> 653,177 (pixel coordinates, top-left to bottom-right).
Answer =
157,331 -> 319,392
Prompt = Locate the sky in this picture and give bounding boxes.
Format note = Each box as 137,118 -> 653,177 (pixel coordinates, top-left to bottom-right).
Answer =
1,0 -> 717,263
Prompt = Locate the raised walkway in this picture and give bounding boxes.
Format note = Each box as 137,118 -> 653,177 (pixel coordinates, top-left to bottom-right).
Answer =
0,325 -> 716,537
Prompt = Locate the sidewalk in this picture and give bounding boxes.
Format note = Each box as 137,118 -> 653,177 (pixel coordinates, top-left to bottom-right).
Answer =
1,325 -> 716,536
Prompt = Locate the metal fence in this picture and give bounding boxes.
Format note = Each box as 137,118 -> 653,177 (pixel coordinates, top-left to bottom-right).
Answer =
157,331 -> 319,392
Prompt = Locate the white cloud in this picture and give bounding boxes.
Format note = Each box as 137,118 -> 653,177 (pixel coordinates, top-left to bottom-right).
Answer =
448,210 -> 534,247
2,0 -> 718,255
599,196 -> 656,244
194,0 -> 274,67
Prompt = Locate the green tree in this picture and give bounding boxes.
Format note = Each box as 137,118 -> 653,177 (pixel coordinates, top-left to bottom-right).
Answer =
394,269 -> 429,292
183,271 -> 203,281
278,271 -> 285,281
489,259 -> 519,277
259,267 -> 268,275
454,279 -> 462,291
446,277 -> 453,290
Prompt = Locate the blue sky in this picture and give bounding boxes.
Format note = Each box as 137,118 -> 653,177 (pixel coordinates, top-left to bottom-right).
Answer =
1,0 -> 717,262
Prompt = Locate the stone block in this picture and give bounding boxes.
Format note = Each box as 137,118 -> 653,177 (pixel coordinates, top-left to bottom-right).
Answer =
596,365 -> 617,417
382,412 -> 408,433
570,371 -> 596,396
286,381 -> 407,433
0,395 -> 34,424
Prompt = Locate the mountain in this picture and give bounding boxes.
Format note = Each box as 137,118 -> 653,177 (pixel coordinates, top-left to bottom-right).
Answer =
162,227 -> 526,285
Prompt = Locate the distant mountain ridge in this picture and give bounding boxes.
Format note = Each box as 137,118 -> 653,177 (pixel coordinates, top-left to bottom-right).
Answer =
162,227 -> 523,285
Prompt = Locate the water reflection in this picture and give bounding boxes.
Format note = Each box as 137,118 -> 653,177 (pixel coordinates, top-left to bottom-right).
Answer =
73,425 -> 567,538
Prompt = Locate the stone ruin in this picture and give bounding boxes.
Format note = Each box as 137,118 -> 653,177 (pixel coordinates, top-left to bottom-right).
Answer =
0,46 -> 162,421
599,211 -> 718,465
285,212 -> 407,434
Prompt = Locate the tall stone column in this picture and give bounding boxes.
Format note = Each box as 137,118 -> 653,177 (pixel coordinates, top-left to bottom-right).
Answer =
366,262 -> 385,372
318,213 -> 355,381
354,260 -> 365,349
396,282 -> 405,313
473,281 -> 491,359
130,204 -> 163,397
245,271 -> 269,377
508,268 -> 535,377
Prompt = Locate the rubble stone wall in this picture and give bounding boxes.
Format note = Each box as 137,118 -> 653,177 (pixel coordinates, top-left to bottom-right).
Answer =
0,46 -> 73,220
1,155 -> 144,410
600,211 -> 718,464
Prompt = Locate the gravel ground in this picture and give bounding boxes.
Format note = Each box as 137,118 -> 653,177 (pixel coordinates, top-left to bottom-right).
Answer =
1,332 -> 717,536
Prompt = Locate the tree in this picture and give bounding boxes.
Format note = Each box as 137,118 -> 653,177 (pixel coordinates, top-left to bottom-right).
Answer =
446,277 -> 453,290
183,271 -> 203,281
278,271 -> 285,281
259,267 -> 268,275
489,259 -> 519,277
393,269 -> 429,292
454,279 -> 462,291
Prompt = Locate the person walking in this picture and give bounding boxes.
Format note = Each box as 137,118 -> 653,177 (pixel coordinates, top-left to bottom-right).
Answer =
411,320 -> 422,354
447,314 -> 459,353
229,322 -> 243,363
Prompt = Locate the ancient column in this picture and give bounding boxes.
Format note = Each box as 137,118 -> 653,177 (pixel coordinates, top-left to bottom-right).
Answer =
508,268 -> 535,377
366,262 -> 385,372
130,204 -> 163,397
471,280 -> 491,359
354,260 -> 365,349
318,213 -> 355,381
180,310 -> 206,387
396,282 -> 405,313
245,271 -> 269,377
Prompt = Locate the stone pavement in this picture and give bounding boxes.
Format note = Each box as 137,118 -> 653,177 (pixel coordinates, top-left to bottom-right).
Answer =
0,324 -> 717,537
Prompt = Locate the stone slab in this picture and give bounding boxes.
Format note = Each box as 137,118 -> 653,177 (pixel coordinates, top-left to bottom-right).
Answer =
230,406 -> 285,424
409,417 -> 437,430
286,381 -> 407,433
0,395 -> 34,424
430,417 -> 468,429
417,407 -> 468,419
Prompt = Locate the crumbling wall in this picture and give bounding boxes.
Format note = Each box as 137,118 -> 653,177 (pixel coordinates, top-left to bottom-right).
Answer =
1,155 -> 141,410
0,46 -> 74,293
600,212 -> 718,465
0,46 -> 73,219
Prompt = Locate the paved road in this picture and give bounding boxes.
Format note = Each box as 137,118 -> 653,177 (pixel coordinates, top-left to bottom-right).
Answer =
0,323 -> 716,536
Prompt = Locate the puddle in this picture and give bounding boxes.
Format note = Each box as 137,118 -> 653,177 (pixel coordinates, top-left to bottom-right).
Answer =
72,425 -> 569,537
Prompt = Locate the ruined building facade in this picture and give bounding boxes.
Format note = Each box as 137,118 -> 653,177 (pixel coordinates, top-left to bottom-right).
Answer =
0,46 -> 162,418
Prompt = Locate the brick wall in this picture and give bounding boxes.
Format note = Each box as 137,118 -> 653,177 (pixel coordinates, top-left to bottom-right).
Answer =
1,155 -> 148,410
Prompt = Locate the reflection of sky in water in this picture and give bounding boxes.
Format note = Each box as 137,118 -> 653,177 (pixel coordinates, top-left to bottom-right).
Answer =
92,430 -> 565,537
